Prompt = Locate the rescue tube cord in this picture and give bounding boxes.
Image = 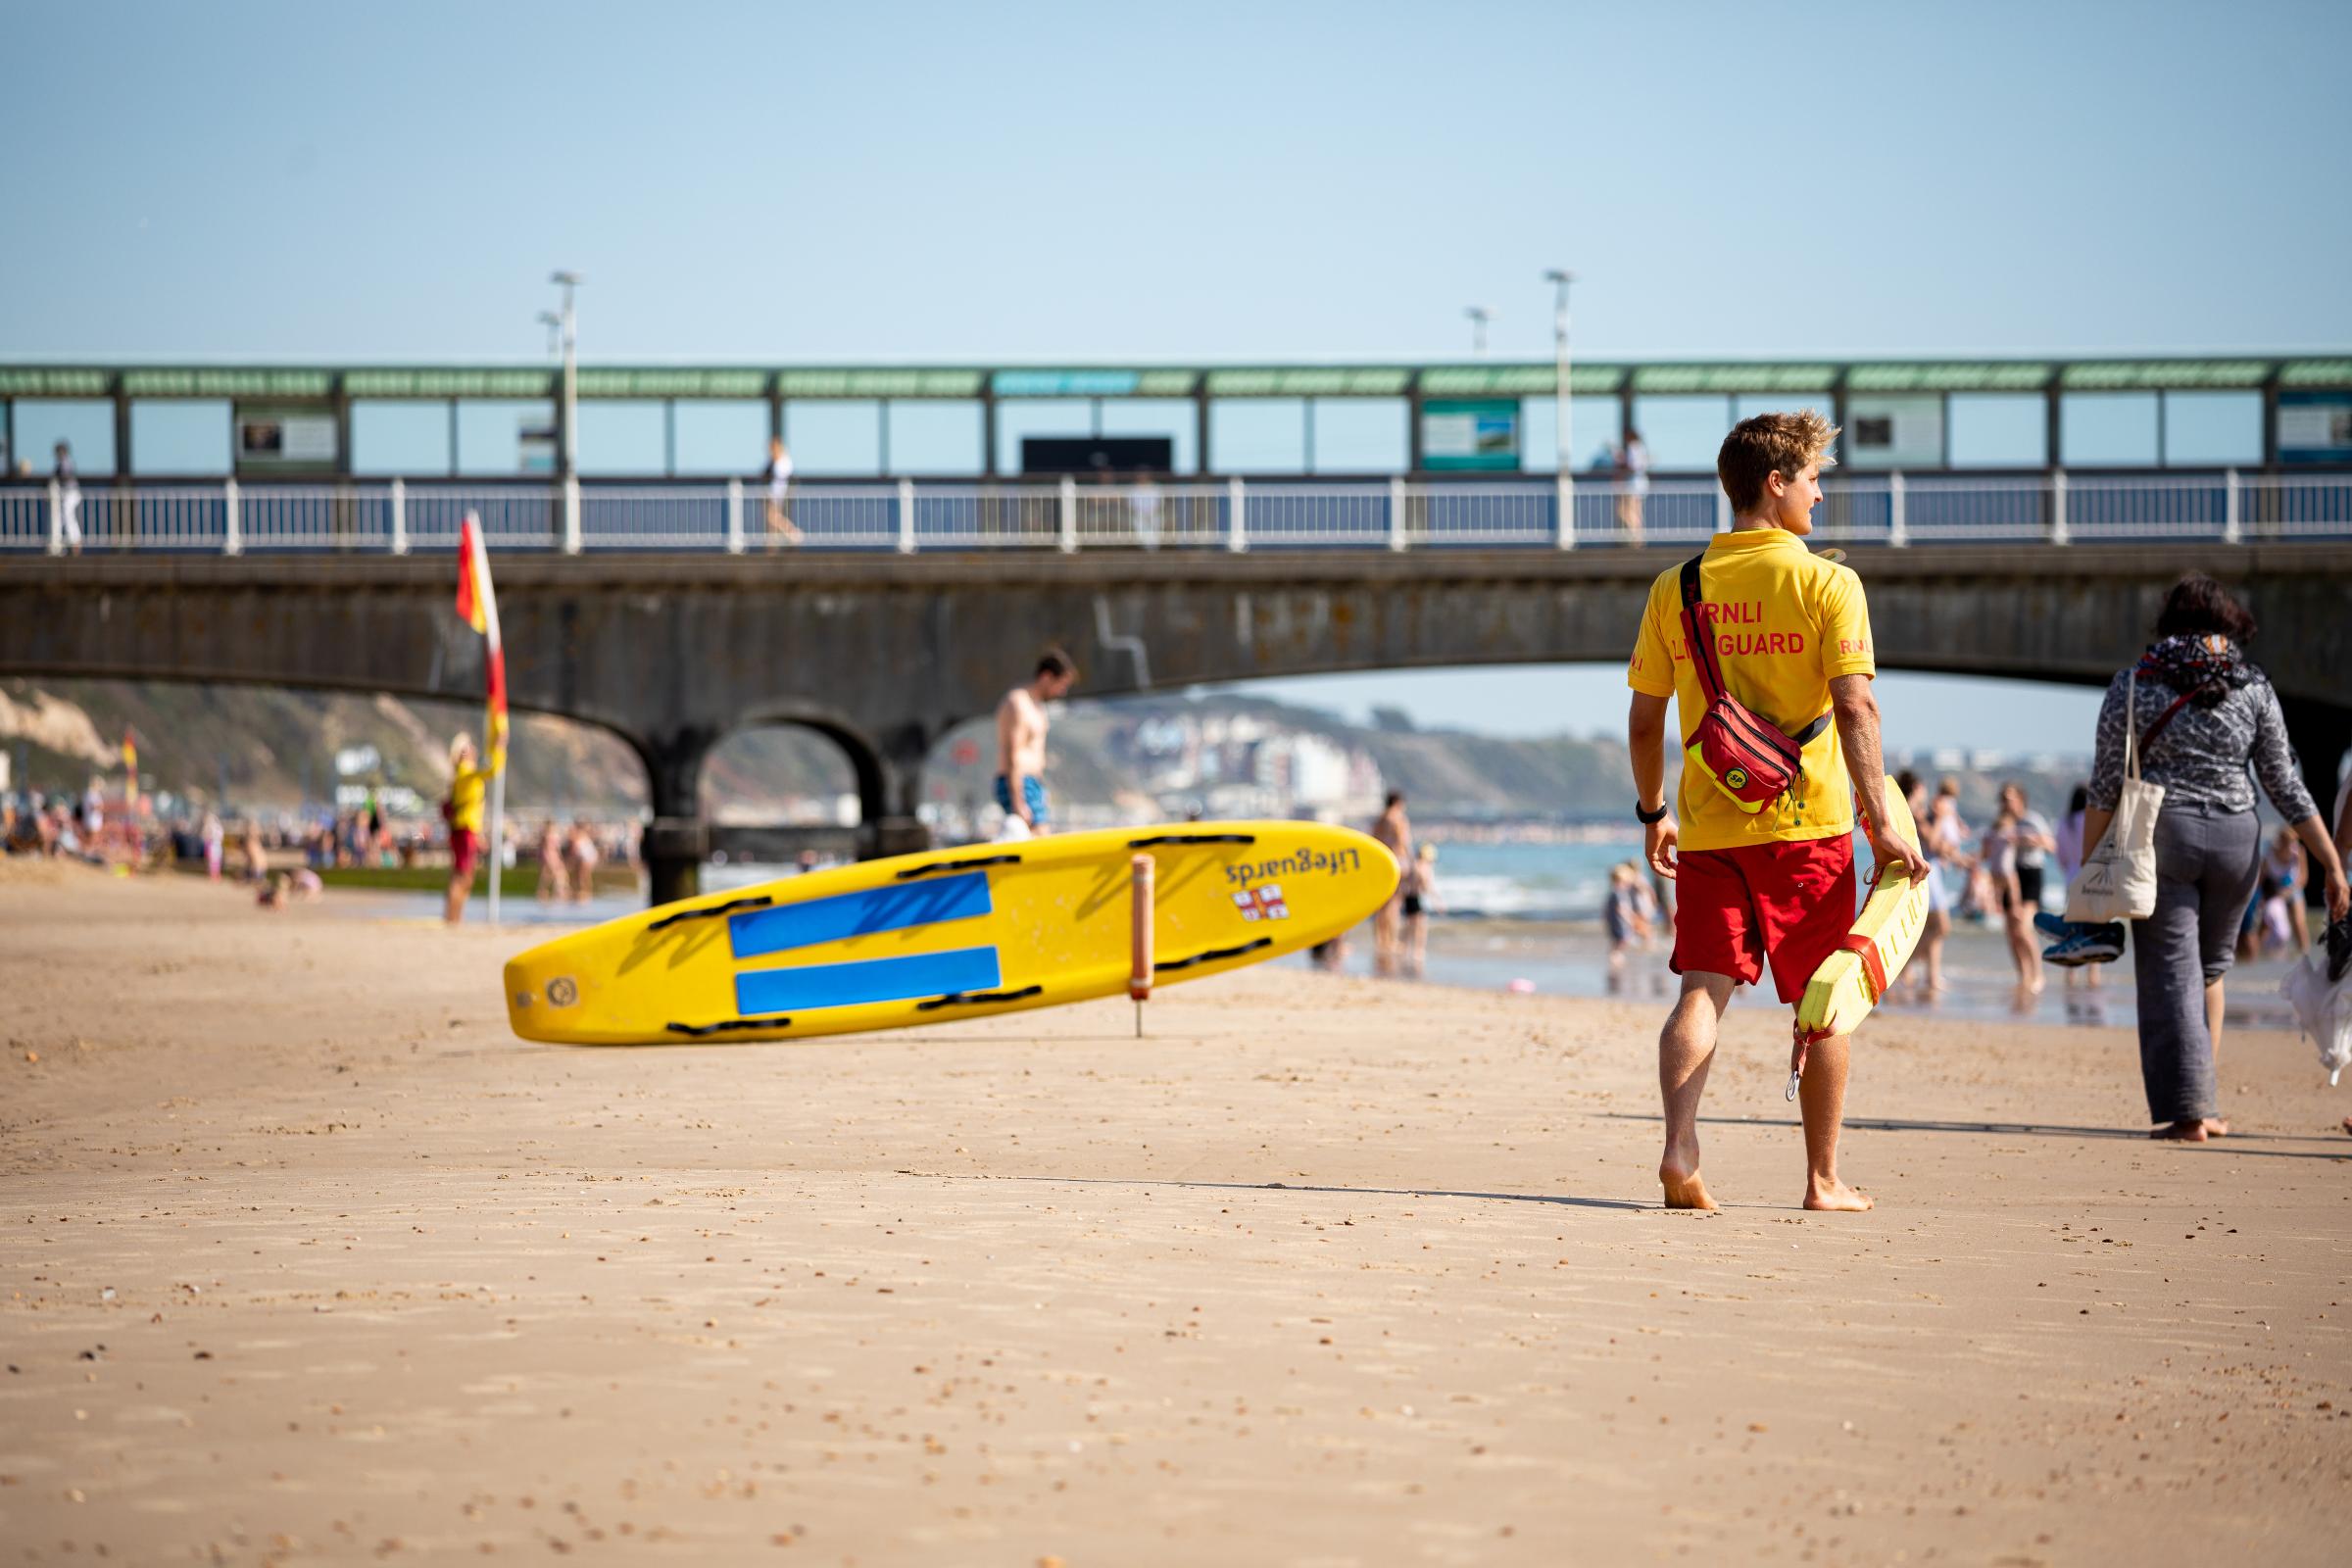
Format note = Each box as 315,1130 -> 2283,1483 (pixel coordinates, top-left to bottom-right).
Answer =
1788,1021 -> 1814,1100
895,855 -> 1021,880
665,1014 -> 793,1037
1154,936 -> 1274,973
916,985 -> 1045,1010
1789,851 -> 1928,1090
1126,832 -> 1257,848
646,895 -> 773,932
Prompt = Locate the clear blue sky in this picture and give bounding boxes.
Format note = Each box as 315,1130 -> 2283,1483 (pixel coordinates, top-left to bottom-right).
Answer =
4,0 -> 2345,363
4,0 -> 2343,753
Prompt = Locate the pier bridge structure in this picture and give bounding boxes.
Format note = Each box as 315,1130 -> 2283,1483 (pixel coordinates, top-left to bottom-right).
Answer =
6,350 -> 2348,903
6,538 -> 2349,906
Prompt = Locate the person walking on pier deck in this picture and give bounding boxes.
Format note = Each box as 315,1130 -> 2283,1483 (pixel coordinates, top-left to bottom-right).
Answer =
763,437 -> 802,549
1625,410 -> 1928,1212
53,441 -> 81,555
1615,428 -> 1648,543
995,648 -> 1077,837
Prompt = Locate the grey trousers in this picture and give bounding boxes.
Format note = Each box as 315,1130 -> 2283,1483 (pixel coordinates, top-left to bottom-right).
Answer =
2130,801 -> 2261,1125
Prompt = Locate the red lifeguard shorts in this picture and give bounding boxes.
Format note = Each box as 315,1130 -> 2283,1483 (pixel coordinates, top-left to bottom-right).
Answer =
450,827 -> 482,880
1671,834 -> 1856,1004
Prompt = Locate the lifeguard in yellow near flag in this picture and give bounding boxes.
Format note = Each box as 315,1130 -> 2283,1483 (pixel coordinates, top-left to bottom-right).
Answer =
502,821 -> 1397,1046
446,514 -> 509,925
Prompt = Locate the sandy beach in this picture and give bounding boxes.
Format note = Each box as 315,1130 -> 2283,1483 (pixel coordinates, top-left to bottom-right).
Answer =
4,862 -> 2348,1566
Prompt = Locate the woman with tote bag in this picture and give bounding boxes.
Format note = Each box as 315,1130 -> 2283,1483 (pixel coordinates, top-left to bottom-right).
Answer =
2076,575 -> 2348,1142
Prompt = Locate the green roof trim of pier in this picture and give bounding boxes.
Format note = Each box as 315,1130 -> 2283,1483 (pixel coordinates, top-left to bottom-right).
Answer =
2278,360 -> 2352,388
0,356 -> 2346,406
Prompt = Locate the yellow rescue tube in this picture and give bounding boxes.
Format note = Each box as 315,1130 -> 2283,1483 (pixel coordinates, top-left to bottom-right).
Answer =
1794,779 -> 1932,1040
503,820 -> 1397,1046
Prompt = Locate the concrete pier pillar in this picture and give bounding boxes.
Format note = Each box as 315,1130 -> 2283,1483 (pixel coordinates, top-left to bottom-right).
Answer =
814,720 -> 931,863
862,721 -> 935,861
637,728 -> 718,908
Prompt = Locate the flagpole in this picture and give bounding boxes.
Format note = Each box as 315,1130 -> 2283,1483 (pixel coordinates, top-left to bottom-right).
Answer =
488,766 -> 505,927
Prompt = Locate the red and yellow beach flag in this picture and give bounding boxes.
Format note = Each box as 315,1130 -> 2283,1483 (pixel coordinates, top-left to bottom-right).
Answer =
121,729 -> 138,805
455,514 -> 509,772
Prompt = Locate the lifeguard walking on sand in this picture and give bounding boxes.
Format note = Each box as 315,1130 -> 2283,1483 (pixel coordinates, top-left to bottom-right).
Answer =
1624,411 -> 1929,1212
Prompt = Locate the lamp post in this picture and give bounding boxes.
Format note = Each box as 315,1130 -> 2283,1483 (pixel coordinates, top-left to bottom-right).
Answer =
1464,306 -> 1491,357
1544,269 -> 1577,548
550,270 -> 582,553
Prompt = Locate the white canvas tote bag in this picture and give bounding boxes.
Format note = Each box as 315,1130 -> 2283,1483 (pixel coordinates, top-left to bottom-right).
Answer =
2066,669 -> 2164,923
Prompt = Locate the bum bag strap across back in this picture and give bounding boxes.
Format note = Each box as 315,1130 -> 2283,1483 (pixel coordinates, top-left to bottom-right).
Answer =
1677,556 -> 1730,707
1676,555 -> 1831,750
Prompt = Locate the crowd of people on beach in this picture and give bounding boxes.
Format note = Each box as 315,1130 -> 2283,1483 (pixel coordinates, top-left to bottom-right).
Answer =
2,768 -> 641,924
529,816 -> 632,904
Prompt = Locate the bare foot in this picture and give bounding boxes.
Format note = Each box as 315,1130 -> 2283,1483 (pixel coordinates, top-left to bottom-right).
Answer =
1659,1163 -> 1719,1211
2201,1117 -> 2229,1138
1803,1178 -> 1874,1212
2150,1119 -> 2209,1142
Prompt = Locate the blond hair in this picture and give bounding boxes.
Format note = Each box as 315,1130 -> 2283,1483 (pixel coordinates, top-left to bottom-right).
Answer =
1716,409 -> 1838,514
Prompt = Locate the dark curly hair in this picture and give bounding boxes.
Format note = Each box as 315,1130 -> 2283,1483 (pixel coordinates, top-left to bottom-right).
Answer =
2152,573 -> 2256,644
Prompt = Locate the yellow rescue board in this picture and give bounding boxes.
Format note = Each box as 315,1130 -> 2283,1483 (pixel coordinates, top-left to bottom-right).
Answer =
503,821 -> 1398,1046
1793,780 -> 1932,1040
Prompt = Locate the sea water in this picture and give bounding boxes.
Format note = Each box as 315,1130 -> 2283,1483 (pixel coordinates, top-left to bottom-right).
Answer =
1414,839 -> 1629,918
396,847 -> 2303,1032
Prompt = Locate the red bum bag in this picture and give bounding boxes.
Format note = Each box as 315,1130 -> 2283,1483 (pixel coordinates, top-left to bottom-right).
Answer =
1677,555 -> 1831,814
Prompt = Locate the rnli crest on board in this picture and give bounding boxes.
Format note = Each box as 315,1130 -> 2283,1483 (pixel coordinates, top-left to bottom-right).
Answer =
1233,884 -> 1290,922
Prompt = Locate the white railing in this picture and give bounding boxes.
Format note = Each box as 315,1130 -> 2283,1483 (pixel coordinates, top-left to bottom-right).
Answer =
1891,472 -> 2055,543
1563,477 -> 1738,550
1239,483 -> 1392,547
2063,473 -> 2236,541
911,483 -> 1064,549
776,483 -> 903,549
1,470 -> 2345,555
1400,481 -> 1553,546
1068,481 -> 1231,549
404,485 -> 564,550
2240,472 -> 2352,540
573,485 -> 729,550
239,483 -> 396,551
0,485 -> 49,549
100,485 -> 234,551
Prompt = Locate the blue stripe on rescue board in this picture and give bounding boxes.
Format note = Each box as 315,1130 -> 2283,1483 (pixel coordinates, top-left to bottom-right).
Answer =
727,872 -> 993,960
734,947 -> 1002,1013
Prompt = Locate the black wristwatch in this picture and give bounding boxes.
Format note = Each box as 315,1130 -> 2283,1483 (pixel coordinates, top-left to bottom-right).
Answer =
1636,800 -> 1670,825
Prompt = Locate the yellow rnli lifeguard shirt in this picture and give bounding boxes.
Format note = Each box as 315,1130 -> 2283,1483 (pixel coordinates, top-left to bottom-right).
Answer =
1626,527 -> 1877,852
448,764 -> 491,834
447,737 -> 506,835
